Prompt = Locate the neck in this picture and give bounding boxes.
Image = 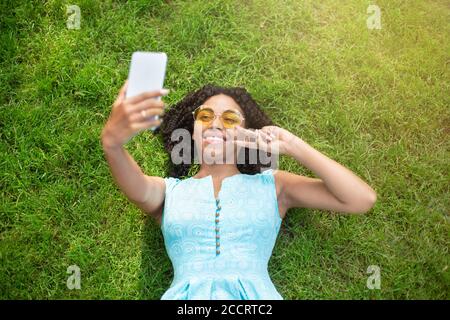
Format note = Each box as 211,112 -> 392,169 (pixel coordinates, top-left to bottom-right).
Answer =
195,164 -> 240,180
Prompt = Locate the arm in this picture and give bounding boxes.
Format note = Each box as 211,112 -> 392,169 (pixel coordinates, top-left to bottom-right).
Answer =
101,143 -> 165,220
100,81 -> 170,222
275,133 -> 377,216
235,126 -> 377,217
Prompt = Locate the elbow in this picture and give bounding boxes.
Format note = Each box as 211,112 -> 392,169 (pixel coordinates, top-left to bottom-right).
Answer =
348,190 -> 377,215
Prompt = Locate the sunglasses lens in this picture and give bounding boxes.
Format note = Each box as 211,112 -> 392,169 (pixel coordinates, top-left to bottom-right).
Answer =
195,109 -> 215,123
222,111 -> 242,128
194,107 -> 243,128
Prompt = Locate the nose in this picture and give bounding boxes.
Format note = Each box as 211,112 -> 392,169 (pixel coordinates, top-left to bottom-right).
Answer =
209,114 -> 224,130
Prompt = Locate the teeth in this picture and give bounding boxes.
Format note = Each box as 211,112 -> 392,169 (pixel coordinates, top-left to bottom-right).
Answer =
204,136 -> 224,144
204,136 -> 223,139
203,130 -> 226,144
205,136 -> 223,141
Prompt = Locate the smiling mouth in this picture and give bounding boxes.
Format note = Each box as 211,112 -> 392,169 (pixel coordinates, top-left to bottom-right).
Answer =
203,131 -> 227,144
204,136 -> 224,144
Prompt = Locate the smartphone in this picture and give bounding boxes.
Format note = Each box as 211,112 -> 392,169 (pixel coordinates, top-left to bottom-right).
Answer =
126,51 -> 168,131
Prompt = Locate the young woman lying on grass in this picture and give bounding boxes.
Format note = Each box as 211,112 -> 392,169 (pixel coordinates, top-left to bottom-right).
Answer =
101,81 -> 377,300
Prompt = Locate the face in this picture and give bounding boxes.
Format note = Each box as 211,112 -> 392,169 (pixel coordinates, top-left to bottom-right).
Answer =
192,94 -> 246,164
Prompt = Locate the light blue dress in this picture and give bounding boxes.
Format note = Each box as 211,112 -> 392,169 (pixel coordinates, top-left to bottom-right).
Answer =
160,169 -> 283,300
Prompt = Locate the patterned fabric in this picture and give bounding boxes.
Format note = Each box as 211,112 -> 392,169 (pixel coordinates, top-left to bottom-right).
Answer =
160,169 -> 283,300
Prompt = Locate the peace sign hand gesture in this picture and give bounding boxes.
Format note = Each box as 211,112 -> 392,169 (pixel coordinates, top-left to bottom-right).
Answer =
232,125 -> 296,155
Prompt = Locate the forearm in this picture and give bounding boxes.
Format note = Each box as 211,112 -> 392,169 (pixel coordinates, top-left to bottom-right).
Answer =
101,141 -> 149,204
285,137 -> 377,205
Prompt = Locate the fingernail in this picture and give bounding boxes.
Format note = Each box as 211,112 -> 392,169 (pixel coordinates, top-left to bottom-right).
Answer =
160,88 -> 170,95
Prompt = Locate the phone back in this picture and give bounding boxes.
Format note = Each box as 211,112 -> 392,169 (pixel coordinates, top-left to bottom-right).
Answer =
126,52 -> 167,100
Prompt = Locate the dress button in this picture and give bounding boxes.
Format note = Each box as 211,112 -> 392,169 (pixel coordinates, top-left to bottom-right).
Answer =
215,227 -> 220,232
216,249 -> 220,255
216,242 -> 220,247
215,212 -> 220,217
215,219 -> 220,223
216,234 -> 220,239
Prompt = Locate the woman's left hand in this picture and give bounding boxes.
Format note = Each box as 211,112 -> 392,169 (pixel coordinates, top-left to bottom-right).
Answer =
232,125 -> 297,155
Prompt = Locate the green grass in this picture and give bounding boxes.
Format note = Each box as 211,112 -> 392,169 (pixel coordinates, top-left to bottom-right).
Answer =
1,0 -> 449,299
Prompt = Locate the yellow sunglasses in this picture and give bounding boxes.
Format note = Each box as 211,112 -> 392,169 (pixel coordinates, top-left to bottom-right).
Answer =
192,105 -> 245,129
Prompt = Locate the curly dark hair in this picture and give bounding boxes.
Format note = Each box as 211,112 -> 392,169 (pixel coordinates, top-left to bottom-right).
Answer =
159,84 -> 275,178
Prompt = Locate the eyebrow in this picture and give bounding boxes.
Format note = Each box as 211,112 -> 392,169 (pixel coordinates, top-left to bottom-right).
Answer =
201,105 -> 242,113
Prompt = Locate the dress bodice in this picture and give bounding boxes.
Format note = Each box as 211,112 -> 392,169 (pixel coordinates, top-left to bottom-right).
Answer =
160,169 -> 283,300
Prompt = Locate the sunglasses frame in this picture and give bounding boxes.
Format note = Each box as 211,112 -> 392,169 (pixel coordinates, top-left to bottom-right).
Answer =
192,105 -> 245,128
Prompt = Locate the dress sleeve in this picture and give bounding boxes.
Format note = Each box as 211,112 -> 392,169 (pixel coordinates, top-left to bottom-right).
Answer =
161,177 -> 181,231
260,168 -> 275,183
259,168 -> 278,191
164,176 -> 180,194
259,168 -> 282,222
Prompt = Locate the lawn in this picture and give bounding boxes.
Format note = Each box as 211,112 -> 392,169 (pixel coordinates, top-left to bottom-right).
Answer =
0,0 -> 449,299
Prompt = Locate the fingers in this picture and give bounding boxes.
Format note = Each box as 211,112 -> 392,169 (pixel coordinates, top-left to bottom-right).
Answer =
234,126 -> 260,144
233,140 -> 258,149
235,126 -> 259,138
130,116 -> 163,131
232,126 -> 280,153
113,80 -> 129,108
128,101 -> 165,123
233,138 -> 279,154
131,98 -> 165,113
125,88 -> 170,105
257,129 -> 273,143
124,94 -> 166,123
119,80 -> 129,99
129,107 -> 164,123
235,126 -> 273,143
233,128 -> 264,150
260,126 -> 277,138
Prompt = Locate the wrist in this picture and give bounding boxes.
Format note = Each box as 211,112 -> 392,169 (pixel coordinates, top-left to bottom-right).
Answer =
101,131 -> 122,151
284,136 -> 307,158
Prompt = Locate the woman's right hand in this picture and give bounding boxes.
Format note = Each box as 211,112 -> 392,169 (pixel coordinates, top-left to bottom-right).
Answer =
101,81 -> 169,149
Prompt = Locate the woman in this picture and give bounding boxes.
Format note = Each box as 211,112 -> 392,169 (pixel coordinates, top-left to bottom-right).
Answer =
101,81 -> 377,300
